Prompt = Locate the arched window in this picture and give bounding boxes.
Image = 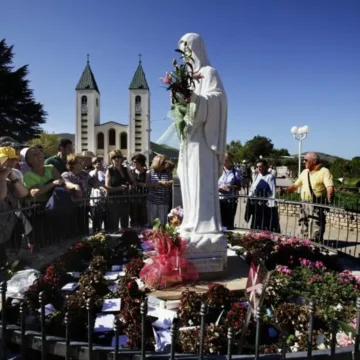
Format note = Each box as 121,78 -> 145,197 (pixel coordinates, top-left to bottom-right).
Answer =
135,96 -> 141,115
97,132 -> 104,149
109,129 -> 116,146
81,96 -> 87,105
120,132 -> 127,149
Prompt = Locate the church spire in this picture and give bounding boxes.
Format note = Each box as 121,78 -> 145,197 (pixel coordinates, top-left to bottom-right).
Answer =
129,55 -> 149,90
76,55 -> 100,93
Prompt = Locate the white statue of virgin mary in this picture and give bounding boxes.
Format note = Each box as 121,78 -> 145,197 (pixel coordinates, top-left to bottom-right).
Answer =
176,33 -> 228,265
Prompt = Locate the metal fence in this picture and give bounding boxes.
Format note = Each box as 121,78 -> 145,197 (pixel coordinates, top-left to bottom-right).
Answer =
1,283 -> 360,360
1,191 -> 360,263
1,193 -> 360,358
0,194 -> 149,263
232,193 -> 360,257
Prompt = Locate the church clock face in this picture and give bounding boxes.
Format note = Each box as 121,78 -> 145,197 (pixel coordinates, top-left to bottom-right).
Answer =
135,104 -> 141,114
81,104 -> 87,114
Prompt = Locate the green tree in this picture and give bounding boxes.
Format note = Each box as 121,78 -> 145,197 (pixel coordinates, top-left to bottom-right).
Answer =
0,39 -> 46,143
29,132 -> 60,158
330,159 -> 348,178
350,157 -> 360,178
243,135 -> 274,162
226,140 -> 244,164
271,148 -> 290,157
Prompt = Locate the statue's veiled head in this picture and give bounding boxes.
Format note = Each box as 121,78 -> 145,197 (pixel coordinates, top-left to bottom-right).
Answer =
179,33 -> 211,73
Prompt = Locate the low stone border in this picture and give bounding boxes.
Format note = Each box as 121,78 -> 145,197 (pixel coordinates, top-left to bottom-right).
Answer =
278,203 -> 360,231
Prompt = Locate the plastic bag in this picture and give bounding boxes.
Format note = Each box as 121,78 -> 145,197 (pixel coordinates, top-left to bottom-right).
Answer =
6,269 -> 40,299
140,230 -> 198,289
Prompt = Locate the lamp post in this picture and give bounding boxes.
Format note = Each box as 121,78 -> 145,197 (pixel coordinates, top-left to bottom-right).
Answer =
290,125 -> 310,177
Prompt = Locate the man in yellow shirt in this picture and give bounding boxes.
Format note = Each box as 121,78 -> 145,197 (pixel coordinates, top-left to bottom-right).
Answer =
282,152 -> 334,242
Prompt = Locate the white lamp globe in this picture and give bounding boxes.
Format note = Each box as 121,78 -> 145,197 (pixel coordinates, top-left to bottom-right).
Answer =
298,126 -> 305,134
291,126 -> 298,134
302,125 -> 310,134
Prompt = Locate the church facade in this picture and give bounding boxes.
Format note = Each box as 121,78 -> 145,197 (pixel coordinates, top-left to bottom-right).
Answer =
75,57 -> 150,161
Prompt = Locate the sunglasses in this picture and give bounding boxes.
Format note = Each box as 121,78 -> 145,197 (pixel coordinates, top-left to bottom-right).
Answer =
304,159 -> 309,162
112,156 -> 122,160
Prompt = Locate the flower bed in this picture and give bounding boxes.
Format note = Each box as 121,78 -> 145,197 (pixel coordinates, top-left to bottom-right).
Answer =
1,230 -> 359,356
227,231 -> 359,353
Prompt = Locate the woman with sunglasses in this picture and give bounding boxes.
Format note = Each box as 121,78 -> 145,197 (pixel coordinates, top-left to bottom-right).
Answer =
105,150 -> 135,231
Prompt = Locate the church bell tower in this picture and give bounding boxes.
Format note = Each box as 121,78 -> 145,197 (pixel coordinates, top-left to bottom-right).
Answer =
128,55 -> 150,159
75,55 -> 100,154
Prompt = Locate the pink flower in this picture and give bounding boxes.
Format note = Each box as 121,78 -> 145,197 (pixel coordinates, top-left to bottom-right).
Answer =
314,261 -> 325,269
300,258 -> 313,267
351,317 -> 357,329
275,265 -> 292,275
309,274 -> 323,283
339,270 -> 356,283
303,239 -> 311,246
336,332 -> 354,347
161,72 -> 172,85
251,231 -> 273,241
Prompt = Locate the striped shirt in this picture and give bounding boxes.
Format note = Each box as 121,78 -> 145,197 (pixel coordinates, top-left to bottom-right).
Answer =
147,170 -> 172,205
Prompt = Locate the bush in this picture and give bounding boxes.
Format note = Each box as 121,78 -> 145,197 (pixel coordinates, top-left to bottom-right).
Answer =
344,178 -> 360,188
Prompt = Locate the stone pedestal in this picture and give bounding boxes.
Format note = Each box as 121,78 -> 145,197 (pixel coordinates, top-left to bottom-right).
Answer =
150,250 -> 249,300
179,231 -> 228,280
173,175 -> 228,279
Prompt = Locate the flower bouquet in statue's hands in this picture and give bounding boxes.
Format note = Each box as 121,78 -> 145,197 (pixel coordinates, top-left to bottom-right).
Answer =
161,41 -> 203,140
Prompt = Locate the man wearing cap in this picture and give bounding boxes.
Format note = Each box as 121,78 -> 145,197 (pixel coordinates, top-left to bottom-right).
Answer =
45,138 -> 73,174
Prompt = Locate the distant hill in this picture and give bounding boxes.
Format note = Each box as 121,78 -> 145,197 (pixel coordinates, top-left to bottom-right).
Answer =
290,152 -> 346,163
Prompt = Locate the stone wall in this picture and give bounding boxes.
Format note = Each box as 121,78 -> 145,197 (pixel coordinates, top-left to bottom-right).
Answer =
278,203 -> 360,231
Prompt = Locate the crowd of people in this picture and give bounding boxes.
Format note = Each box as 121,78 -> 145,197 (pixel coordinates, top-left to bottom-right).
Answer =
0,134 -> 334,268
218,151 -> 334,242
0,137 -> 174,267
218,153 -> 280,231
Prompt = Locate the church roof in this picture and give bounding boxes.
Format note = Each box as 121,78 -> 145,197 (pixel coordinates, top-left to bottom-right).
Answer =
95,121 -> 127,127
129,59 -> 149,90
76,58 -> 100,93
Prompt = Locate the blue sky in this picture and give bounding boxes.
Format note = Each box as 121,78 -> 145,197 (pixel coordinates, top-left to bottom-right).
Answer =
2,0 -> 359,159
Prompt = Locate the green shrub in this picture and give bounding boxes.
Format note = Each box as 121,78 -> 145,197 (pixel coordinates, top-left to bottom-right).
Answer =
344,178 -> 360,187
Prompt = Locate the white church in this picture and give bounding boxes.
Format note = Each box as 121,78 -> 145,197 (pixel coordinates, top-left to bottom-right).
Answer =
74,56 -> 151,161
